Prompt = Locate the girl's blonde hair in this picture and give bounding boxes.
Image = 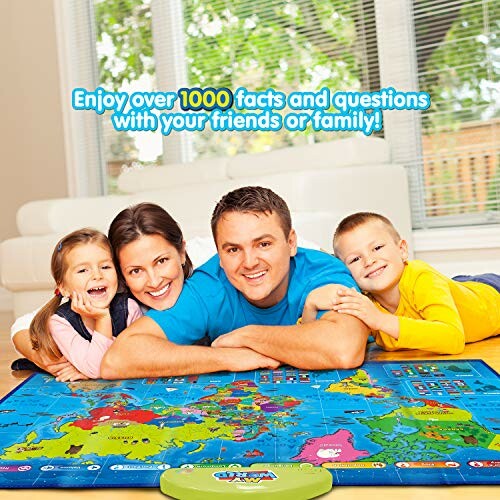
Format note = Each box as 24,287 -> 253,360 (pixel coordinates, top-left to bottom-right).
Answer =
29,228 -> 112,360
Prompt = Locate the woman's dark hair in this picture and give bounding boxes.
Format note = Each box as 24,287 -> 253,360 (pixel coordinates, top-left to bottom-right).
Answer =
108,203 -> 193,282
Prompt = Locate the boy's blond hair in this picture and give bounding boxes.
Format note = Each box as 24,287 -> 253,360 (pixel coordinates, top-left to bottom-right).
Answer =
333,212 -> 401,257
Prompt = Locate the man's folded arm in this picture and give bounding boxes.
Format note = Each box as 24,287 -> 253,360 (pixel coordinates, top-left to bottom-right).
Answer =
99,316 -> 279,379
212,311 -> 369,370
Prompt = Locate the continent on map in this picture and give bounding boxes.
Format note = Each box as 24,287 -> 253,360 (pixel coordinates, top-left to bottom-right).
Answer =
359,399 -> 498,464
445,364 -> 472,373
292,429 -> 369,466
1,380 -> 302,463
325,369 -> 393,398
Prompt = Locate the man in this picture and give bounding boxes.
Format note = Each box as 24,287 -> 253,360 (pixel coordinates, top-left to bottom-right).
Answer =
100,186 -> 369,378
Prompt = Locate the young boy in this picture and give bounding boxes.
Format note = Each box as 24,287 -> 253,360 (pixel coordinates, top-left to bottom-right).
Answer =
302,212 -> 500,354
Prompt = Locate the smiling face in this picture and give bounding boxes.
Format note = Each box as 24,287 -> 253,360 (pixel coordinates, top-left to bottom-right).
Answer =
335,220 -> 408,301
118,234 -> 186,310
59,242 -> 118,307
215,210 -> 297,308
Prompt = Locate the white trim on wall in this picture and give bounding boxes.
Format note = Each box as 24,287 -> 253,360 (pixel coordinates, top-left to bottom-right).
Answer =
413,225 -> 500,252
413,225 -> 500,277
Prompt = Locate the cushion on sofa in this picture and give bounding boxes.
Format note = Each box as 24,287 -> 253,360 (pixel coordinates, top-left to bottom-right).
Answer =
17,196 -> 132,236
118,157 -> 229,193
227,137 -> 390,179
3,137 -> 412,317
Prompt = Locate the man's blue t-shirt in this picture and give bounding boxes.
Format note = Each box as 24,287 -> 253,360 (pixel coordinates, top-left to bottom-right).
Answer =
146,247 -> 357,345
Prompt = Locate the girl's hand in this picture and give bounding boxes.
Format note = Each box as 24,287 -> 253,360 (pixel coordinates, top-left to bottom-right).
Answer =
44,356 -> 72,376
71,292 -> 110,321
55,363 -> 90,382
332,288 -> 385,331
302,284 -> 349,323
71,291 -> 113,338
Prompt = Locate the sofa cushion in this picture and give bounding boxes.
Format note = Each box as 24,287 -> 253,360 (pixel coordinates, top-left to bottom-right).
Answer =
17,196 -> 133,236
118,157 -> 229,193
129,180 -> 241,239
3,137 -> 413,318
227,137 -> 390,179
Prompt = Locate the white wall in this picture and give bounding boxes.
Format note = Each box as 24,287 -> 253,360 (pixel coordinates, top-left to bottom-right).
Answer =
0,0 -> 68,326
414,226 -> 500,277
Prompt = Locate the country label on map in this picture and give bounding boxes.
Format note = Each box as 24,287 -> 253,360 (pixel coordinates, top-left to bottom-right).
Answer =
0,465 -> 32,473
467,460 -> 500,468
180,463 -> 242,469
322,462 -> 386,469
395,461 -> 460,468
40,464 -> 101,472
109,464 -> 170,471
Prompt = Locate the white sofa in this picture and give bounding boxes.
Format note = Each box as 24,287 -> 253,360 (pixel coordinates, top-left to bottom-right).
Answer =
1,137 -> 412,317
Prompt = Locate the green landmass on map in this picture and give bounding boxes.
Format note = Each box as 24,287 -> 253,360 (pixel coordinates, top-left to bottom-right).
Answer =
325,369 -> 393,398
358,400 -> 497,463
1,380 -> 301,462
324,369 -> 498,464
445,364 -> 472,373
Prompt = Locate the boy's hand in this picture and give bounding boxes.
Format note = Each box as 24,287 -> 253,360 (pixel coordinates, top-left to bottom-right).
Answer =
71,292 -> 110,321
332,288 -> 385,331
302,284 -> 349,323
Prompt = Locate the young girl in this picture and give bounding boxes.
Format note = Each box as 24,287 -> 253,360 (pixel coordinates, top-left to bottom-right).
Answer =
29,228 -> 142,380
303,212 -> 500,355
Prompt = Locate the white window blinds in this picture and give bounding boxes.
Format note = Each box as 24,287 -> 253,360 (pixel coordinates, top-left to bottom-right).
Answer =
412,0 -> 499,227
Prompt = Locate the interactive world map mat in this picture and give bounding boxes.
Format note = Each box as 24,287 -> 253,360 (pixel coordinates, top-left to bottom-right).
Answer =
0,360 -> 499,489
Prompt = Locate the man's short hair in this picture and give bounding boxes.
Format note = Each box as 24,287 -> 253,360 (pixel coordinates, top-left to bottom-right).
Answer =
333,212 -> 401,255
211,186 -> 292,240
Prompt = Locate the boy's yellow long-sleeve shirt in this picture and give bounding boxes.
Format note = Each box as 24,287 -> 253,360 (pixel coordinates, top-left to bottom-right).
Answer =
373,260 -> 500,354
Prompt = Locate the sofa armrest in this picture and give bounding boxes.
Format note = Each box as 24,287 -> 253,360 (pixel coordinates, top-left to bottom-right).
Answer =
1,235 -> 58,290
17,195 -> 133,236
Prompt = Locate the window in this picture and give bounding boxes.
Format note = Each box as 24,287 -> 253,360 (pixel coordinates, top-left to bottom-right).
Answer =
175,0 -> 380,157
57,0 -> 499,229
413,0 -> 499,228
